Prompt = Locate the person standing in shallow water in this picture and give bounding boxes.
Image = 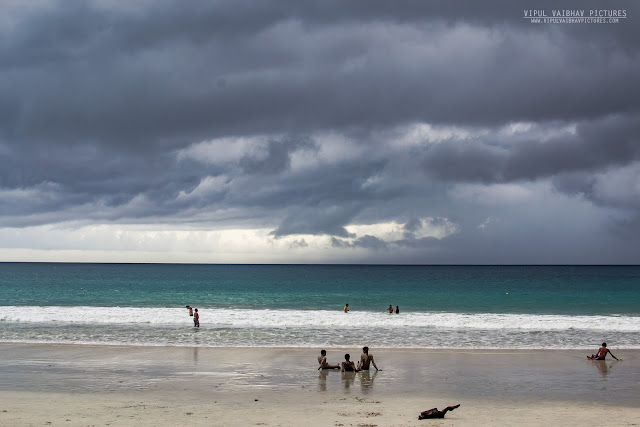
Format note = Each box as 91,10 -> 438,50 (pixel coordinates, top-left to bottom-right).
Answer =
186,305 -> 193,316
193,308 -> 200,327
344,303 -> 349,313
387,305 -> 394,313
395,306 -> 399,314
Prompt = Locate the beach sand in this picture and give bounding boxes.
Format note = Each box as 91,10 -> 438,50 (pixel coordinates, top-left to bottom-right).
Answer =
1,344 -> 639,426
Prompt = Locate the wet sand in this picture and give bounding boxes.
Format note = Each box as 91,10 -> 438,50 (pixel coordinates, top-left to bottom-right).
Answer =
1,344 -> 639,426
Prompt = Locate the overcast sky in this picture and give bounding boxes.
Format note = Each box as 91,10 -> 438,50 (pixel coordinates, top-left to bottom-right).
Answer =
1,0 -> 639,264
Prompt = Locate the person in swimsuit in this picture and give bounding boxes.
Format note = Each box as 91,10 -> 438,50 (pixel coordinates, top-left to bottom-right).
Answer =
588,342 -> 618,360
359,346 -> 379,371
193,308 -> 200,327
395,305 -> 399,314
318,349 -> 340,369
186,305 -> 193,316
341,353 -> 358,372
344,303 -> 349,313
387,305 -> 394,313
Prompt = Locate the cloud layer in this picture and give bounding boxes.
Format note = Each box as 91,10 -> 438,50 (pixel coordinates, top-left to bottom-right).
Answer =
1,0 -> 639,263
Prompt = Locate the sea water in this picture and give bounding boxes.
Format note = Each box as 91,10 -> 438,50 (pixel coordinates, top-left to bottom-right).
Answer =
0,263 -> 638,349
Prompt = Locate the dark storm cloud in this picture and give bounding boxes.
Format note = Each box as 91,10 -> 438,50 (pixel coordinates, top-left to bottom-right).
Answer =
239,136 -> 315,175
0,0 -> 639,263
271,204 -> 360,238
331,235 -> 387,250
2,0 -> 639,154
289,239 -> 308,249
423,114 -> 640,185
232,149 -> 395,236
403,218 -> 423,235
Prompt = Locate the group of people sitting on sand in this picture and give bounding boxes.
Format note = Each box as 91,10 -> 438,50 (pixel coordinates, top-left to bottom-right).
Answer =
318,342 -> 616,374
318,346 -> 379,372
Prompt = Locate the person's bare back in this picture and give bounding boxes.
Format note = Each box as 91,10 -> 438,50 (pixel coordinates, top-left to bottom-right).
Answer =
360,353 -> 371,369
588,342 -> 618,361
359,346 -> 378,371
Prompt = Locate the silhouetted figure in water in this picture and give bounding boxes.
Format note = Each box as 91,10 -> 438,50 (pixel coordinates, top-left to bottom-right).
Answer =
418,404 -> 460,419
193,308 -> 200,327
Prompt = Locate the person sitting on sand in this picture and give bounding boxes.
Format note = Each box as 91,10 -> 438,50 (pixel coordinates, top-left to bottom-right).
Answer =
588,342 -> 618,361
359,346 -> 379,371
387,304 -> 394,313
344,303 -> 349,313
341,353 -> 358,372
318,349 -> 340,369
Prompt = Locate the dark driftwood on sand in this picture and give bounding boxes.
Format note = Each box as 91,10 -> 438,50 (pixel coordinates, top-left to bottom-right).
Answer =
418,404 -> 460,419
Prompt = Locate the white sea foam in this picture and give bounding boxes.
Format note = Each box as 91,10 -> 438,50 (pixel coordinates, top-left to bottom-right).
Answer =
1,306 -> 638,332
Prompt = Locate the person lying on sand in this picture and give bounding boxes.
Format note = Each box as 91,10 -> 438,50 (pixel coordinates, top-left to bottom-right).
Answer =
318,349 -> 340,369
418,404 -> 460,419
588,342 -> 619,361
359,346 -> 379,371
341,353 -> 359,372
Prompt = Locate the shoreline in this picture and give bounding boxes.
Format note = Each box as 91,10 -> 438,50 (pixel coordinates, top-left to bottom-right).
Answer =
4,341 -> 638,350
1,343 -> 639,426
3,305 -> 638,349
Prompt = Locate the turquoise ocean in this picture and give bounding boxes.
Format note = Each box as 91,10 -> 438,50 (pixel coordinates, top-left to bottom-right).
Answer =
1,263 -> 638,349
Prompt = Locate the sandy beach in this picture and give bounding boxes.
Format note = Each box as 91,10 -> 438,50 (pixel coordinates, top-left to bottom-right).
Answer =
1,344 -> 638,426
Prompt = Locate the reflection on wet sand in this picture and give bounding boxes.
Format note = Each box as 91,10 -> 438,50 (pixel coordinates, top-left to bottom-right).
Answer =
317,369 -> 329,391
317,368 -> 379,392
589,359 -> 615,377
359,369 -> 378,393
341,371 -> 356,389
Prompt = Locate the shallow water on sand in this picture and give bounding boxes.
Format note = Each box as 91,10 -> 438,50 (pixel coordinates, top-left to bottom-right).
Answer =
1,344 -> 638,407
